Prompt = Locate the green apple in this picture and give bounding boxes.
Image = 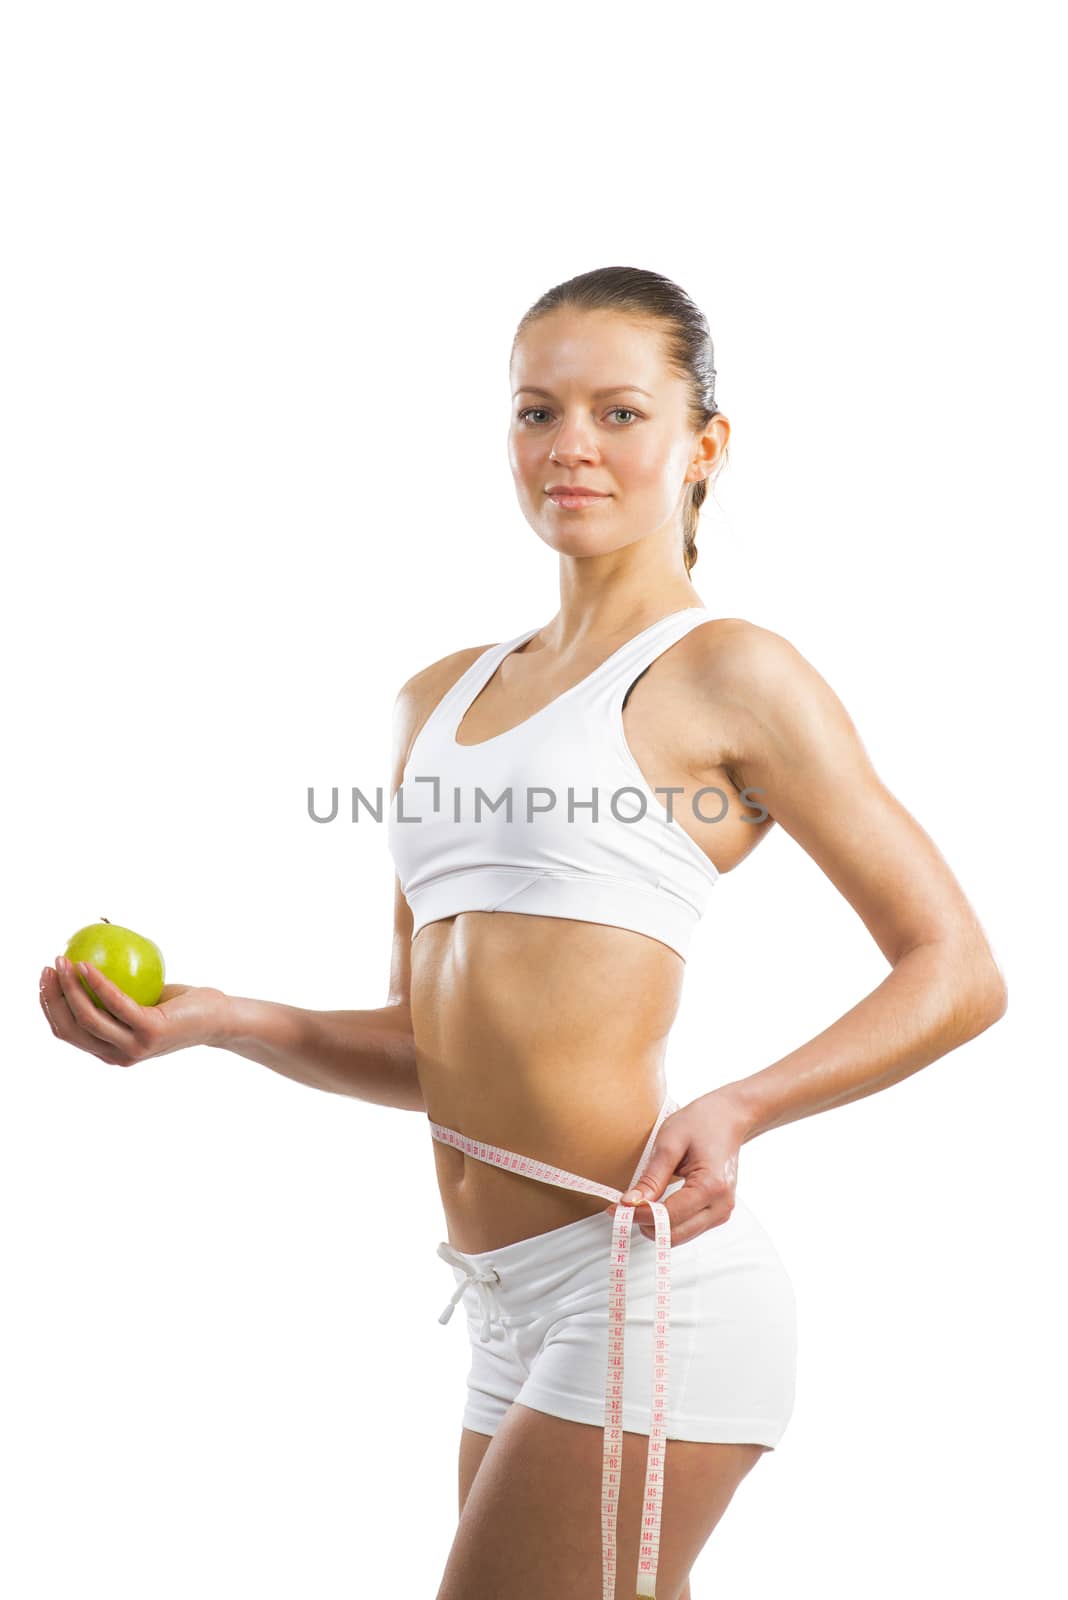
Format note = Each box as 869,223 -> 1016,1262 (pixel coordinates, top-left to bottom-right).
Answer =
63,918 -> 165,1009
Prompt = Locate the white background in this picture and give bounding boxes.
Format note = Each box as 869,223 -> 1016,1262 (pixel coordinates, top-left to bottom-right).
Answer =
3,2 -> 1064,1595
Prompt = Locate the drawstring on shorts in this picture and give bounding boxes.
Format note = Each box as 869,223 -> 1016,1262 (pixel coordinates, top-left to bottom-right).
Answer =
436,1244 -> 503,1344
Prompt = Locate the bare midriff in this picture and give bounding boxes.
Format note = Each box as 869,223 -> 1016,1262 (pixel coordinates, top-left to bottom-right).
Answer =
412,908 -> 687,1254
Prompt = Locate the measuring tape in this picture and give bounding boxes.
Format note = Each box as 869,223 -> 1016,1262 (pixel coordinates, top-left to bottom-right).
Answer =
431,1097 -> 678,1600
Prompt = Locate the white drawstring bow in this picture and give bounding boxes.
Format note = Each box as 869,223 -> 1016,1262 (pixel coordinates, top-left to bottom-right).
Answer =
436,1242 -> 503,1343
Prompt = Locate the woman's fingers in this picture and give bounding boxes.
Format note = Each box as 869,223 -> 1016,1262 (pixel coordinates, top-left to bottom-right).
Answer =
44,958 -> 142,1055
63,957 -> 145,1029
39,971 -> 127,1064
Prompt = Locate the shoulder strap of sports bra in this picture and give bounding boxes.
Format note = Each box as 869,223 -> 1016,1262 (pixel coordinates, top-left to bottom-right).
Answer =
419,627 -> 538,736
581,605 -> 712,703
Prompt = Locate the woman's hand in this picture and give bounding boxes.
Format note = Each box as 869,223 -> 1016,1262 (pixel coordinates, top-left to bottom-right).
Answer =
39,955 -> 229,1068
605,1090 -> 753,1248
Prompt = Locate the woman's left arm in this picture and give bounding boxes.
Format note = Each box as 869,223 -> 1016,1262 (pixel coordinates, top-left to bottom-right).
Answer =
619,623 -> 1008,1241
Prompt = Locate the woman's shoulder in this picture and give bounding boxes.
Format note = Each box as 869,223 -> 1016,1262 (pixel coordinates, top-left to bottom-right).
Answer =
683,613 -> 803,682
390,636 -> 500,755
393,637 -> 498,706
679,614 -> 835,736
685,614 -> 857,772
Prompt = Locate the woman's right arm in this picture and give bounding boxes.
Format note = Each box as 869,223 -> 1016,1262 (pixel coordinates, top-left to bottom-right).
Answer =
39,676 -> 427,1113
40,869 -> 422,1112
212,999 -> 420,1108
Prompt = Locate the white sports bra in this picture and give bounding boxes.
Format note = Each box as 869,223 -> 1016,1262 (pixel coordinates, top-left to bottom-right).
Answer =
387,605 -> 721,960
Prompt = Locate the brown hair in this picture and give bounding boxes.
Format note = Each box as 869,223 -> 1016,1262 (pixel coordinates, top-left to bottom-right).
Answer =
512,265 -> 726,576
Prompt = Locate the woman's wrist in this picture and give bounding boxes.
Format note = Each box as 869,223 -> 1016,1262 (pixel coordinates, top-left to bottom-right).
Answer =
203,989 -> 244,1050
694,1083 -> 762,1144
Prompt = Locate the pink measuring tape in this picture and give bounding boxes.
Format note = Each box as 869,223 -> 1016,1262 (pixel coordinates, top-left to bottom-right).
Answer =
431,1095 -> 679,1600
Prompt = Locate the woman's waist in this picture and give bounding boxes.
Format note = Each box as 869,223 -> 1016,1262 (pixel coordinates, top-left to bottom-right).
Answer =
423,1064 -> 673,1253
418,1040 -> 668,1138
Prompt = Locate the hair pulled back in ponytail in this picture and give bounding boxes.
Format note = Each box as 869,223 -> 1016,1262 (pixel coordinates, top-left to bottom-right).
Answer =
512,266 -> 725,576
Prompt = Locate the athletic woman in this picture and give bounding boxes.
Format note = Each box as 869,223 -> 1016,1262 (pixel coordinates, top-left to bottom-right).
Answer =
39,266 -> 1007,1600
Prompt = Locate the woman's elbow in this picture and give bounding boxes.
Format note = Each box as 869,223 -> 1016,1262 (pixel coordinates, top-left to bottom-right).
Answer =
933,936 -> 1008,1042
967,949 -> 1008,1033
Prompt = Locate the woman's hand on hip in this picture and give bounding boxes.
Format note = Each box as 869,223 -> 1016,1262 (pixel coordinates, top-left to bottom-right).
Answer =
604,1090 -> 751,1248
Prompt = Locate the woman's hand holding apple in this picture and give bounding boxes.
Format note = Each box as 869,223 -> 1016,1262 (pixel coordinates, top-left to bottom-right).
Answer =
39,958 -> 229,1067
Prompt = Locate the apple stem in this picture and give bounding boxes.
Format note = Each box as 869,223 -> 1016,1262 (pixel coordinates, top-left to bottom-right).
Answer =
101,917 -> 110,923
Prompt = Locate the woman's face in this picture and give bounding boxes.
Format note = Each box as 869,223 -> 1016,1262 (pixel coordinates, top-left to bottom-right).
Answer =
508,307 -> 726,562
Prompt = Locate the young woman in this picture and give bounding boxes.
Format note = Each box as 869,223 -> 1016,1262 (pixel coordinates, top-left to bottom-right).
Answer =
40,266 -> 1007,1600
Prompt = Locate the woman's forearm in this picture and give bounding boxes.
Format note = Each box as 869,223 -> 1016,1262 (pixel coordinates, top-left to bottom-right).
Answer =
717,938 -> 1008,1142
209,995 -> 425,1111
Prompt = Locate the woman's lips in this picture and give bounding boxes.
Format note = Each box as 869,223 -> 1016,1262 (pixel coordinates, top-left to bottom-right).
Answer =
547,491 -> 609,508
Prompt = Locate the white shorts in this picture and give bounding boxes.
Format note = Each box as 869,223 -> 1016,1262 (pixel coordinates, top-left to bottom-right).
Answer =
441,1178 -> 798,1447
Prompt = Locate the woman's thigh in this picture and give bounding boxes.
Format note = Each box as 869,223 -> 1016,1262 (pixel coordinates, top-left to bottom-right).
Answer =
440,1402 -> 764,1600
458,1426 -> 493,1515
